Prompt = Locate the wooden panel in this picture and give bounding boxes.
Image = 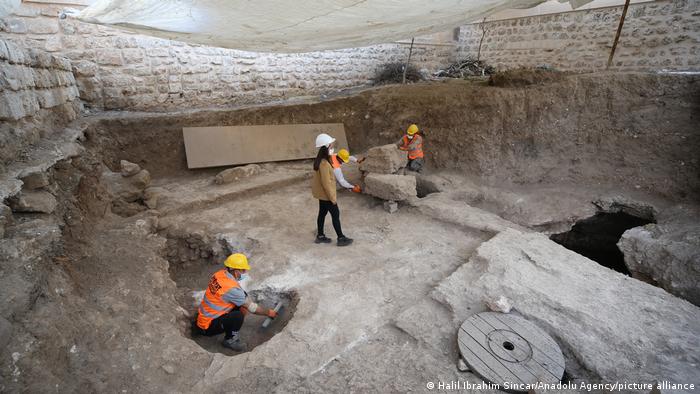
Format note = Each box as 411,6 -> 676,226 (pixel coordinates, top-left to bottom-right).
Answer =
182,123 -> 348,169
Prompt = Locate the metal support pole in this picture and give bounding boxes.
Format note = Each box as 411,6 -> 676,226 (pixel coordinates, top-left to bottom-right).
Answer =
607,0 -> 631,69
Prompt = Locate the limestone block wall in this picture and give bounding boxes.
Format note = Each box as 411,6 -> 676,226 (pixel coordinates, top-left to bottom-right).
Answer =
457,0 -> 700,71
0,39 -> 81,166
0,2 -> 456,112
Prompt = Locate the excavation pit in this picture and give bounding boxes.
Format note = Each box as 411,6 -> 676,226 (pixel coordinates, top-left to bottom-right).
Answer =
550,212 -> 654,275
162,233 -> 298,355
189,288 -> 299,355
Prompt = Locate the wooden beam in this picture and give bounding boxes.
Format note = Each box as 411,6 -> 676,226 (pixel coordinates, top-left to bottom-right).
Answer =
606,0 -> 631,69
402,37 -> 415,84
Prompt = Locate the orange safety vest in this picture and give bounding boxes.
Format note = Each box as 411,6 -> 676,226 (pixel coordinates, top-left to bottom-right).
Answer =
330,154 -> 341,169
400,135 -> 424,160
196,269 -> 241,330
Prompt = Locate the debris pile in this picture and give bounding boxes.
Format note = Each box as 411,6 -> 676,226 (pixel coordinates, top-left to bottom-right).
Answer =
100,160 -> 152,216
434,59 -> 494,78
373,62 -> 423,85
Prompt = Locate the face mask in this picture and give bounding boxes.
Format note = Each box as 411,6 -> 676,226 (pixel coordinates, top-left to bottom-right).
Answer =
328,147 -> 335,155
407,135 -> 414,140
237,273 -> 250,291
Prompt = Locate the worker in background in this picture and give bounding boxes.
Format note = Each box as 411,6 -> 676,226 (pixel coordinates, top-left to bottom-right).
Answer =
194,253 -> 277,351
396,124 -> 424,172
330,148 -> 363,193
312,133 -> 353,246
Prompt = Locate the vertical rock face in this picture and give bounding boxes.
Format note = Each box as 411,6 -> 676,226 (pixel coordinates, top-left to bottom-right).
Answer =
618,223 -> 700,306
432,229 -> 700,386
364,173 -> 416,201
359,144 -> 407,174
0,204 -> 12,238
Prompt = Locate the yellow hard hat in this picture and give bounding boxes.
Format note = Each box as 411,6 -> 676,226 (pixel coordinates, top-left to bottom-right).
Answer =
407,124 -> 419,135
224,253 -> 250,270
337,149 -> 350,163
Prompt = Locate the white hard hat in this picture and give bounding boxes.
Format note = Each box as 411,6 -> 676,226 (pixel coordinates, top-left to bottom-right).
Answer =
315,133 -> 336,148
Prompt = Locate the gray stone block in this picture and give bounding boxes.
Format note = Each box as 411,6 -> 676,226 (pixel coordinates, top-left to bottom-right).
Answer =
364,173 -> 416,201
214,164 -> 262,185
383,200 -> 398,213
21,171 -> 50,190
0,91 -> 28,120
619,223 -> 700,306
9,190 -> 57,213
359,144 -> 407,174
120,160 -> 141,177
25,18 -> 59,34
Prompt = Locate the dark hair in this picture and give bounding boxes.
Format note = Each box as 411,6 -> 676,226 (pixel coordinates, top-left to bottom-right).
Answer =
313,146 -> 331,171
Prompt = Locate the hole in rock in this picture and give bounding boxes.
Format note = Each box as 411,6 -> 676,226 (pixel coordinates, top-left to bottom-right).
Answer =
550,212 -> 654,275
415,178 -> 441,198
163,233 -> 298,355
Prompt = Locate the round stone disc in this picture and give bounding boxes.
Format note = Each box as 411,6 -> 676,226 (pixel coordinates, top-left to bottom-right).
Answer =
457,312 -> 565,392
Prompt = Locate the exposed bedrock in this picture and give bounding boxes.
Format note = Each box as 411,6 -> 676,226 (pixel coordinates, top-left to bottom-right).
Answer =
619,222 -> 700,306
432,229 -> 700,386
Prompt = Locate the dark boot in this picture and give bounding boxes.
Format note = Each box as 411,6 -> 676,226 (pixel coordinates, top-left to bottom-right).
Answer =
222,334 -> 246,351
337,236 -> 353,247
315,235 -> 332,244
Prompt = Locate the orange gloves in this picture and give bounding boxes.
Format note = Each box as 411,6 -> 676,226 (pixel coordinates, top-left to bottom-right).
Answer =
352,185 -> 362,193
267,309 -> 278,319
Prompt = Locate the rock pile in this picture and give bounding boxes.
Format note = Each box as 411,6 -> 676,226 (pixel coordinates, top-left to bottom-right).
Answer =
100,160 -> 151,216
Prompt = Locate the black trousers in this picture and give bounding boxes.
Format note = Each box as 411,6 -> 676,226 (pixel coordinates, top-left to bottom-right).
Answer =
317,199 -> 343,237
199,309 -> 245,339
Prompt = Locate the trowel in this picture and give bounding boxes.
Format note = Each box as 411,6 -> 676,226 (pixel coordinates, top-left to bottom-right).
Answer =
261,301 -> 284,328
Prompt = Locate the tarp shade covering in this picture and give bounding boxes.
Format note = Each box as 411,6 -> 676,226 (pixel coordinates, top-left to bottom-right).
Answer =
75,0 -> 549,52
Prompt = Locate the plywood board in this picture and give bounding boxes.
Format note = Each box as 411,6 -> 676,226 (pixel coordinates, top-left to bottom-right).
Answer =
182,123 -> 348,169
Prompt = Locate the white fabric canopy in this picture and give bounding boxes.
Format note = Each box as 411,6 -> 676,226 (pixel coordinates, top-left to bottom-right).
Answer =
75,0 -> 548,52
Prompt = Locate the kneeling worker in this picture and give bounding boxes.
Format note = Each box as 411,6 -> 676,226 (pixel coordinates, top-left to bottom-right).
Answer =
195,253 -> 277,351
331,148 -> 362,193
396,124 -> 424,172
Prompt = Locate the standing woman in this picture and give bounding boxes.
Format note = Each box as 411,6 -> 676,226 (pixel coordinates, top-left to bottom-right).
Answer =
312,133 -> 353,247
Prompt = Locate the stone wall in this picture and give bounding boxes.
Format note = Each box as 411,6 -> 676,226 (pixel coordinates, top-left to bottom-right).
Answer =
1,0 -> 699,114
457,0 -> 700,71
0,2 -> 456,111
0,39 -> 81,166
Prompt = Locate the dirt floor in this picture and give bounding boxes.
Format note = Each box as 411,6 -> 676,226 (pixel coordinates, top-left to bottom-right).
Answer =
1,72 -> 699,393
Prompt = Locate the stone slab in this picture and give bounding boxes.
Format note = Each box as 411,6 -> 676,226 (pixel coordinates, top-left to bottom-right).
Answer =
183,123 -> 348,169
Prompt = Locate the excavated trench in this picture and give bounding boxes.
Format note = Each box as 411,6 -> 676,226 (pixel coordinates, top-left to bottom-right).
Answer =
550,212 -> 655,275
163,232 -> 298,355
2,73 -> 700,392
